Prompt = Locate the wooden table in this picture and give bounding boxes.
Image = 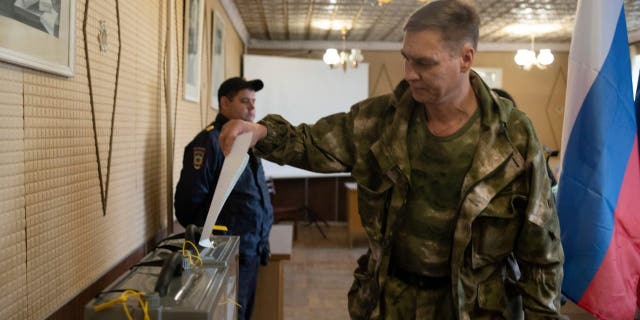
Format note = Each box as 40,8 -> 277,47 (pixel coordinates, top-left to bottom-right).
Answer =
254,224 -> 293,320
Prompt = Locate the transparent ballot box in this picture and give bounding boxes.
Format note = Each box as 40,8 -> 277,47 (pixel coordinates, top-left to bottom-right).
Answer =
84,232 -> 239,320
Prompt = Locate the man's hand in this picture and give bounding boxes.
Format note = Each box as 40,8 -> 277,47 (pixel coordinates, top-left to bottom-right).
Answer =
219,119 -> 268,155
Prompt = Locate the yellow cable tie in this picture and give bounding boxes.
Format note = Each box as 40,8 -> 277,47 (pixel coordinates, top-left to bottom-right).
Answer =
182,240 -> 201,257
93,295 -> 127,312
218,295 -> 242,308
93,289 -> 150,319
182,240 -> 203,266
213,225 -> 228,232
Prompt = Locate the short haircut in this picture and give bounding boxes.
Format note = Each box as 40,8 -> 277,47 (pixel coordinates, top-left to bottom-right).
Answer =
404,0 -> 480,51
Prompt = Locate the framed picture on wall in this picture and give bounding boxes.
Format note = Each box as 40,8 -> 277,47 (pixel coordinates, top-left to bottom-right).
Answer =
183,0 -> 205,103
209,10 -> 225,110
0,0 -> 75,76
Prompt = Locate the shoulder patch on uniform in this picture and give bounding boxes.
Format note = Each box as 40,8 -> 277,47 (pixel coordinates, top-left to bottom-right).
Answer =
205,125 -> 215,132
193,147 -> 206,170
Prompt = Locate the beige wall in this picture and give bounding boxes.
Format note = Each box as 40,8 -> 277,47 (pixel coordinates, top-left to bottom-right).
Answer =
475,51 -> 568,150
249,48 -> 568,150
0,0 -> 244,318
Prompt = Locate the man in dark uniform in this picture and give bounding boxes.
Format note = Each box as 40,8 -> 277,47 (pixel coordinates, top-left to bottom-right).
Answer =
174,77 -> 273,320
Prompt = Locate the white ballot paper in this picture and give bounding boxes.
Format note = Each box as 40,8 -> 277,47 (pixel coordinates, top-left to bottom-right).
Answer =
199,132 -> 253,247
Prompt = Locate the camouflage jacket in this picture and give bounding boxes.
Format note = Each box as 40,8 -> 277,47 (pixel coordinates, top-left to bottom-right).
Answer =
255,71 -> 564,319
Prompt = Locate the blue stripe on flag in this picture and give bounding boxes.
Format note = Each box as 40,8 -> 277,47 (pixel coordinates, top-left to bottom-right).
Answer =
558,7 -> 636,299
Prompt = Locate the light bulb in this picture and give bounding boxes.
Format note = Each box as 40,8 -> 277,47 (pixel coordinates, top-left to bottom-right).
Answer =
339,51 -> 349,63
323,49 -> 340,65
514,49 -> 535,68
349,49 -> 364,63
537,49 -> 554,66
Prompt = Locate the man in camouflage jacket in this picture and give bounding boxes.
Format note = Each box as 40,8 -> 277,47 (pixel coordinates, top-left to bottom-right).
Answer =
220,1 -> 564,319
250,73 -> 563,319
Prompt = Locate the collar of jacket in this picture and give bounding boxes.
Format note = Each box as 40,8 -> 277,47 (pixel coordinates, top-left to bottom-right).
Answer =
460,71 -> 524,196
368,81 -> 415,189
213,113 -> 229,128
372,70 -> 522,189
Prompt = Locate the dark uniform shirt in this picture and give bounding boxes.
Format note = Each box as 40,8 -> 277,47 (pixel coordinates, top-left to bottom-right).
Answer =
174,114 -> 273,257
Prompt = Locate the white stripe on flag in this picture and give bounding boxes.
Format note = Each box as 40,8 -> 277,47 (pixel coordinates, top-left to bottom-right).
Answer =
560,0 -> 623,163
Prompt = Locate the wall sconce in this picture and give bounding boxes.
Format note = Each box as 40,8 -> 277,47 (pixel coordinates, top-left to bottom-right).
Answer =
514,35 -> 554,70
322,27 -> 364,71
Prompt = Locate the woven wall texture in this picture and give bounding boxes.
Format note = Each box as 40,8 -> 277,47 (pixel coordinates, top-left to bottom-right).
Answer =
0,62 -> 27,320
0,0 -> 244,318
21,0 -> 166,318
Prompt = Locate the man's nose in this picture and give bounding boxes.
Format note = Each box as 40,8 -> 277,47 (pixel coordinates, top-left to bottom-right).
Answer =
404,63 -> 419,81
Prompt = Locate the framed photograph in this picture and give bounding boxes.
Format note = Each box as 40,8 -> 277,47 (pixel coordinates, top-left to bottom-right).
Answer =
183,0 -> 205,102
209,10 -> 225,110
0,0 -> 75,76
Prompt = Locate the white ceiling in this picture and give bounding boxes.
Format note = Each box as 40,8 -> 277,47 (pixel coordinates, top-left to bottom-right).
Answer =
220,0 -> 640,51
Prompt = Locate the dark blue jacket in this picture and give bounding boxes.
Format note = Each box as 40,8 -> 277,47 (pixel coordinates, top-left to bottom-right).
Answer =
174,114 -> 273,257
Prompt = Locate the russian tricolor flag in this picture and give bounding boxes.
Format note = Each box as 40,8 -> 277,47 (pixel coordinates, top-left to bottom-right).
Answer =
557,0 -> 640,318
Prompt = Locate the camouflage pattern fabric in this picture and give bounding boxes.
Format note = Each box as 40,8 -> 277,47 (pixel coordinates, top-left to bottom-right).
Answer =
382,275 -> 455,320
255,71 -> 564,319
392,106 -> 480,278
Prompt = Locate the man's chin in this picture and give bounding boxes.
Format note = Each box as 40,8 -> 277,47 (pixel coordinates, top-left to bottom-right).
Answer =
411,92 -> 429,104
411,89 -> 439,105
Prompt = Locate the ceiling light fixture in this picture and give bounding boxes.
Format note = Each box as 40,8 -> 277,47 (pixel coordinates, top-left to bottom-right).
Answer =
323,27 -> 364,72
514,35 -> 554,70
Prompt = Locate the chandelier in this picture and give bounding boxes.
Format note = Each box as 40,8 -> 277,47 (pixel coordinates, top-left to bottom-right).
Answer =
514,35 -> 555,70
322,27 -> 364,71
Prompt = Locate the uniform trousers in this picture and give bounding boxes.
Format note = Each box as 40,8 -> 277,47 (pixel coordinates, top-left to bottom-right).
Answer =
238,254 -> 260,320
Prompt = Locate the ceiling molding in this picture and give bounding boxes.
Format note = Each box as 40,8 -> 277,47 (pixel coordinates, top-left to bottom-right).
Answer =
219,0 -> 249,46
247,39 -> 572,52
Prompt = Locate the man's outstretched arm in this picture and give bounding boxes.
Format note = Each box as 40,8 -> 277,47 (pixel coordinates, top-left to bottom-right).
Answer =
219,119 -> 267,156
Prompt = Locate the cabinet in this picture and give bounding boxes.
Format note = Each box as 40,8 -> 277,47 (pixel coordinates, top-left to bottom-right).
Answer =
254,224 -> 293,320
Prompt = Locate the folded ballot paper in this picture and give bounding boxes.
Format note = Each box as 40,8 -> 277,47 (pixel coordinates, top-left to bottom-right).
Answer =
199,132 -> 253,248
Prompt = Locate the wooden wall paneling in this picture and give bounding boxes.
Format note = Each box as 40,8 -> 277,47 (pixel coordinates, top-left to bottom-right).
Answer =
271,177 -> 352,224
307,177 -> 339,222
270,178 -> 306,223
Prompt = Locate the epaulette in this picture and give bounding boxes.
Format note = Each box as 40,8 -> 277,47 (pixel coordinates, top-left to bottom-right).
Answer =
205,124 -> 215,132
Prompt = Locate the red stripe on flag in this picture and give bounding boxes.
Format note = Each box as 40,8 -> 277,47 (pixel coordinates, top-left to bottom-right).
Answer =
578,138 -> 640,319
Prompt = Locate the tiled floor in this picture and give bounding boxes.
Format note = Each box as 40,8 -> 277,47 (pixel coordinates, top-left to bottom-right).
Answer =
281,223 -> 597,320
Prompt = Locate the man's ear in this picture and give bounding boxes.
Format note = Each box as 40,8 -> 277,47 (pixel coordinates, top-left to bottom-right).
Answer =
219,96 -> 229,111
460,43 -> 475,73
